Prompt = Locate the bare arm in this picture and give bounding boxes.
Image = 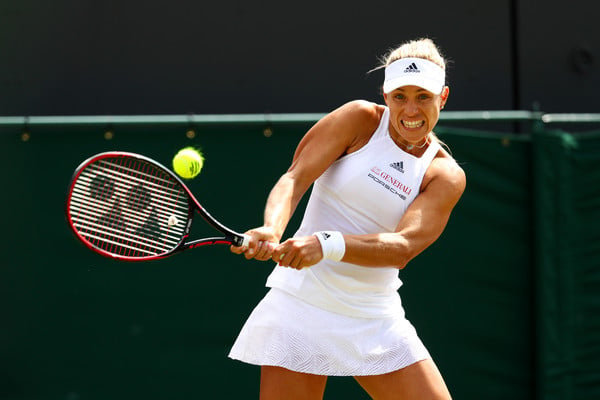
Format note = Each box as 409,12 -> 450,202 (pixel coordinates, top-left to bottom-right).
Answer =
272,154 -> 466,269
231,100 -> 382,260
342,156 -> 466,269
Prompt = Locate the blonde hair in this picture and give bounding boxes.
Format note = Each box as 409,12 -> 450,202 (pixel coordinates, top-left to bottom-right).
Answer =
381,38 -> 447,70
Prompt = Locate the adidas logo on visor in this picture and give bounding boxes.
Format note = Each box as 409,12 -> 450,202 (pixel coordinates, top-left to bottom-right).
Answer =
403,63 -> 420,73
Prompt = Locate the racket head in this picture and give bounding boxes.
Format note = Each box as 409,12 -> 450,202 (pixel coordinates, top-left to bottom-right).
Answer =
65,151 -> 194,261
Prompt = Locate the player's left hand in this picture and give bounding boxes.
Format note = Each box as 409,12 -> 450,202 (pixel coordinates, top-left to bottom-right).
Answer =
272,235 -> 323,270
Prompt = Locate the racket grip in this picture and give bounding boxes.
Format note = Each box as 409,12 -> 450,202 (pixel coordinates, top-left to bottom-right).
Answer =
239,234 -> 251,248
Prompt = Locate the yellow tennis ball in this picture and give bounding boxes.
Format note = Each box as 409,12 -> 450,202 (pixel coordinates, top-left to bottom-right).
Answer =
172,147 -> 204,179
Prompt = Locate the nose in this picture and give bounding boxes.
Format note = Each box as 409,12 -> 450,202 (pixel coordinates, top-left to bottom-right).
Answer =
404,99 -> 419,116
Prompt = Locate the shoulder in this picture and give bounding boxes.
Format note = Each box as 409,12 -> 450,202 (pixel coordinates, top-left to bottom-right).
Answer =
286,101 -> 387,187
422,146 -> 466,199
333,100 -> 384,125
327,100 -> 386,153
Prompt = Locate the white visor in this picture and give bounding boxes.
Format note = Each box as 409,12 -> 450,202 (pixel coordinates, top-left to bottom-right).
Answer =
383,57 -> 445,94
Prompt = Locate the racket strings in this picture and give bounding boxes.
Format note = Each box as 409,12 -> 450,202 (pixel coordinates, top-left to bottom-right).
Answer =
68,156 -> 190,257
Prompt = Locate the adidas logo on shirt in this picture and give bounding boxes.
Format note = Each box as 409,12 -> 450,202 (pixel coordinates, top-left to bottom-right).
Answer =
390,161 -> 404,173
404,63 -> 420,73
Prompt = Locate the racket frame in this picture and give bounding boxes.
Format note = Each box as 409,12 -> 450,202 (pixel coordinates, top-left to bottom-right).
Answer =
65,151 -> 248,261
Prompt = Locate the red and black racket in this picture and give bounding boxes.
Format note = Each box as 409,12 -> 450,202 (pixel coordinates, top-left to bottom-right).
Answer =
65,151 -> 249,261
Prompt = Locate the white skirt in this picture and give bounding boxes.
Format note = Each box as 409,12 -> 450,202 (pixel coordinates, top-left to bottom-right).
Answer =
228,288 -> 430,376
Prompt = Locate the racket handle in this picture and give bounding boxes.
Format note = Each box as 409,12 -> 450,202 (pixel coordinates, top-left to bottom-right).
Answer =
240,234 -> 251,248
233,234 -> 251,248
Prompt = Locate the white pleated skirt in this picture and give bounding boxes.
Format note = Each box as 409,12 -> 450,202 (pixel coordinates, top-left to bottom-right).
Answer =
228,288 -> 430,376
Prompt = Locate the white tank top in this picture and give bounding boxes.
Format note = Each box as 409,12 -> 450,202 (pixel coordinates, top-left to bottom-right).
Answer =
266,107 -> 441,318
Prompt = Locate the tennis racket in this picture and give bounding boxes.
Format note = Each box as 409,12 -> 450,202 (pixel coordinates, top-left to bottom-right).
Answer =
65,151 -> 249,261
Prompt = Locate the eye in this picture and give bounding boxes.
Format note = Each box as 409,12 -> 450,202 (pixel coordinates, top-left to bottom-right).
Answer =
418,93 -> 432,101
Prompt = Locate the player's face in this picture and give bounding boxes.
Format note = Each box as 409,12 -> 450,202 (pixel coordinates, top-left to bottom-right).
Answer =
384,85 -> 449,146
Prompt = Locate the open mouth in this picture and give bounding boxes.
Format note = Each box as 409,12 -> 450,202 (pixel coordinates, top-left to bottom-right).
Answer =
402,120 -> 424,129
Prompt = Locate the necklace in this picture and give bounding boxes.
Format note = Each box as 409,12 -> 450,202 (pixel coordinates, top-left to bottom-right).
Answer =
404,136 -> 429,150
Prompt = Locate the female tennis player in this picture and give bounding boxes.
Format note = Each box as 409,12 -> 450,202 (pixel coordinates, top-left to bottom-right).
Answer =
230,38 -> 465,400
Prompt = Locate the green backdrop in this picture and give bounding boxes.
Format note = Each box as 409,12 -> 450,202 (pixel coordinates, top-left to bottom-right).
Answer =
1,115 -> 598,399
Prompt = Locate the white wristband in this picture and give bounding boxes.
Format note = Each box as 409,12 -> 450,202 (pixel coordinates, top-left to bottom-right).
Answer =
314,231 -> 345,262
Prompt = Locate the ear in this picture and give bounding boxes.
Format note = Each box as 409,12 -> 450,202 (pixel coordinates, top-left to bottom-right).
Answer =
440,86 -> 450,109
383,92 -> 389,105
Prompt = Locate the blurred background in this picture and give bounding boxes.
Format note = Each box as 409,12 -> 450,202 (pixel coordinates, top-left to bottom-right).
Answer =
1,0 -> 599,399
1,0 -> 598,116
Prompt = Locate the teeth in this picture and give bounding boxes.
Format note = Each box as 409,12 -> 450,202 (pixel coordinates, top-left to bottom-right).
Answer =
402,120 -> 424,128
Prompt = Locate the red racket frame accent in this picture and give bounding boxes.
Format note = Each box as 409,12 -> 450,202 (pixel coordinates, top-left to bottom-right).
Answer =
65,151 -> 248,261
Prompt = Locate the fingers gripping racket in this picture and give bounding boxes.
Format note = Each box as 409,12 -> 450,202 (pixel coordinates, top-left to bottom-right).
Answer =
65,151 -> 249,261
